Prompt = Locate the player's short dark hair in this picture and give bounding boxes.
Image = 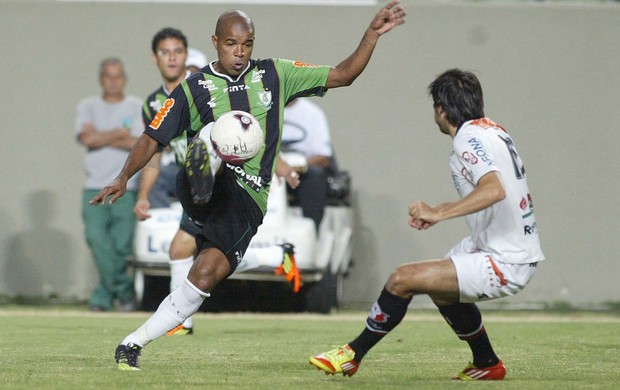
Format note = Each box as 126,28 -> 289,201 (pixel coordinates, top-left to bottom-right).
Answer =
428,69 -> 484,129
151,27 -> 188,54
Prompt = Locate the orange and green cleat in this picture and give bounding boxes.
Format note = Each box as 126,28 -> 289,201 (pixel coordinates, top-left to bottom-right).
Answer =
165,324 -> 194,336
309,345 -> 359,377
453,360 -> 506,381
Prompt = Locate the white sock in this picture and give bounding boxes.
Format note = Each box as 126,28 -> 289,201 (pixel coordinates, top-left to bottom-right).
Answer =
121,279 -> 209,347
235,246 -> 284,273
169,257 -> 194,328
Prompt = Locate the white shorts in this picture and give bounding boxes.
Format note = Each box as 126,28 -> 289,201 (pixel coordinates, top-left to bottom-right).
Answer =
446,237 -> 538,303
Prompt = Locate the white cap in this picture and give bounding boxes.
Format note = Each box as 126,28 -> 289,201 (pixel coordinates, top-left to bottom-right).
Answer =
186,48 -> 208,69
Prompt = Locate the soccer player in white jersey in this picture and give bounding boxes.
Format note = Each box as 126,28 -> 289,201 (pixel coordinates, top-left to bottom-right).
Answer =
310,68 -> 545,381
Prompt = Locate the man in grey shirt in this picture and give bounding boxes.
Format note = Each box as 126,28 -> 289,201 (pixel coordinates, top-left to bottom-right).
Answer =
75,57 -> 143,311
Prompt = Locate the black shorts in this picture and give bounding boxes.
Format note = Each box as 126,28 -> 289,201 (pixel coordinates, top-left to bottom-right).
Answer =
179,211 -> 202,237
176,166 -> 264,274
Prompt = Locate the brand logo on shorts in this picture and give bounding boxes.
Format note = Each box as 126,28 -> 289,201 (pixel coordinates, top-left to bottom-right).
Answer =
149,98 -> 175,130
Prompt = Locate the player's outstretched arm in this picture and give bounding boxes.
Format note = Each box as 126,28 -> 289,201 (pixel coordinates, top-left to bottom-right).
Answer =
90,133 -> 160,206
326,0 -> 406,89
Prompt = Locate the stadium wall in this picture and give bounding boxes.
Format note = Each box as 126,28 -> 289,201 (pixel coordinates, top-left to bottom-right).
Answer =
0,0 -> 618,309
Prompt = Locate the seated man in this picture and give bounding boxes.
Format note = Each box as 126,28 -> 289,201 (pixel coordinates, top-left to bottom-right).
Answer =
282,98 -> 333,231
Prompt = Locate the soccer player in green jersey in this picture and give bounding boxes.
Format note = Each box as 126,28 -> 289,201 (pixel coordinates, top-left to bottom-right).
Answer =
90,1 -> 407,371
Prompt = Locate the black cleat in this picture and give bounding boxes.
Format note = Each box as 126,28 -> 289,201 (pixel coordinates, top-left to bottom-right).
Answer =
185,138 -> 213,204
115,343 -> 142,371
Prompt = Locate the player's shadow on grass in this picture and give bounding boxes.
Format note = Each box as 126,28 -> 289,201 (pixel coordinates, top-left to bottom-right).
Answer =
5,190 -> 74,299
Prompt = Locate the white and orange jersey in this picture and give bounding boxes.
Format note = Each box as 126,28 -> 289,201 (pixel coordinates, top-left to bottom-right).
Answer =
449,117 -> 545,264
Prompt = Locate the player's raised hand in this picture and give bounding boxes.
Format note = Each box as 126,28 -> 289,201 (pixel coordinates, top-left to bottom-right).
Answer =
369,0 -> 407,37
90,178 -> 127,206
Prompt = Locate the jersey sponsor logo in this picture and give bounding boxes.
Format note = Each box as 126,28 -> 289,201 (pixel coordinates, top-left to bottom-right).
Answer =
293,61 -> 318,68
461,151 -> 478,164
225,84 -> 250,93
198,79 -> 218,91
520,193 -> 534,218
524,222 -> 538,235
149,99 -> 162,112
251,69 -> 265,83
467,137 -> 494,166
149,98 -> 175,130
226,163 -> 263,192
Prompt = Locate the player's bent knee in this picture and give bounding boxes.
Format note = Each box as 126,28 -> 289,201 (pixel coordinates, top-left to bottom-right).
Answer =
385,267 -> 414,298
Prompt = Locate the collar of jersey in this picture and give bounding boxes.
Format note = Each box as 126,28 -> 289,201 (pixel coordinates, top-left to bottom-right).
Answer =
207,60 -> 253,83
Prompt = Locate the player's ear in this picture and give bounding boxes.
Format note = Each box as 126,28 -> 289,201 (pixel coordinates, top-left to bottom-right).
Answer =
211,35 -> 218,49
151,53 -> 157,65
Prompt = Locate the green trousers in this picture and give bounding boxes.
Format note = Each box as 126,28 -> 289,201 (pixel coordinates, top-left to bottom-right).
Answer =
82,190 -> 137,310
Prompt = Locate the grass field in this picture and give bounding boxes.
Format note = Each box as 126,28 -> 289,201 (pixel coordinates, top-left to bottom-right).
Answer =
1,308 -> 619,389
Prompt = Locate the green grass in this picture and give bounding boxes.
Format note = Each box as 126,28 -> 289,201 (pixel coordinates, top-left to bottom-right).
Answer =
0,309 -> 619,389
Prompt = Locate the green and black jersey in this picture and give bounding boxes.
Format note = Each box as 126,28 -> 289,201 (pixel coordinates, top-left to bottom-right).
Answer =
142,85 -> 188,166
144,58 -> 330,214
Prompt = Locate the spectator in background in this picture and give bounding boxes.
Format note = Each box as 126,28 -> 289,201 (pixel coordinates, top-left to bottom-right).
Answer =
135,28 -> 205,335
75,57 -> 142,312
186,47 -> 208,73
282,98 -> 333,231
146,46 -> 209,209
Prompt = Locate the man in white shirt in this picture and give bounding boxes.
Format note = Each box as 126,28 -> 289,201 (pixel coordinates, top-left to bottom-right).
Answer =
75,57 -> 143,312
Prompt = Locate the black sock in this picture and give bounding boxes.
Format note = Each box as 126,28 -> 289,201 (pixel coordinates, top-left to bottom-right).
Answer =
437,303 -> 499,368
348,288 -> 412,362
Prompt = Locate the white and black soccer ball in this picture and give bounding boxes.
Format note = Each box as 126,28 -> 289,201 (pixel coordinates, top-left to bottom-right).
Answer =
210,110 -> 264,165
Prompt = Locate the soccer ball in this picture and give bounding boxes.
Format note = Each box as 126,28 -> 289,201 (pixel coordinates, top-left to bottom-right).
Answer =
210,110 -> 264,165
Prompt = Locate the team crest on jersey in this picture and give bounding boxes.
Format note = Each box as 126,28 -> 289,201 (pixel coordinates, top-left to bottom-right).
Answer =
258,90 -> 272,108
